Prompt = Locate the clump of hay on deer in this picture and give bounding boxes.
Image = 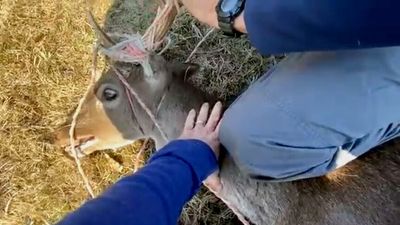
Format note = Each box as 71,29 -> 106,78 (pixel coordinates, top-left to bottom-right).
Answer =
0,0 -> 267,224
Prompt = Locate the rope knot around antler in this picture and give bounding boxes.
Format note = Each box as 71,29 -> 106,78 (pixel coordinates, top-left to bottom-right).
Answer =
99,34 -> 154,78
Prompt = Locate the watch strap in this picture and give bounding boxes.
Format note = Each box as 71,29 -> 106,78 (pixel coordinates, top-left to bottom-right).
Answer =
216,0 -> 246,37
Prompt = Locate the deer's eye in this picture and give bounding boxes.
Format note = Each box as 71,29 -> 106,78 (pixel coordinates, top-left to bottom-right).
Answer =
103,88 -> 118,101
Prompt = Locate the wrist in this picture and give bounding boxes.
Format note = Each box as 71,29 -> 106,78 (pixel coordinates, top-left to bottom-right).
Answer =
233,12 -> 246,33
207,11 -> 220,29
216,0 -> 247,36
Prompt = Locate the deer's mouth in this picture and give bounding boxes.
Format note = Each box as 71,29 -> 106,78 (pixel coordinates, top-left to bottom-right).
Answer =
63,136 -> 97,157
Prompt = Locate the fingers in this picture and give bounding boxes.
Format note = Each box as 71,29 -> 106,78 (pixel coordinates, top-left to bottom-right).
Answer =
196,102 -> 209,126
206,101 -> 222,131
214,120 -> 222,136
184,109 -> 196,130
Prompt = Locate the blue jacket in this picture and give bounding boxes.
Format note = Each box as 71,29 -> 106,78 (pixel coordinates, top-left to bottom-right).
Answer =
245,0 -> 400,54
58,140 -> 217,225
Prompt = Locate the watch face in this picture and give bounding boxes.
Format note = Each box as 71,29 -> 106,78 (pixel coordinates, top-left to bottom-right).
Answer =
220,0 -> 238,13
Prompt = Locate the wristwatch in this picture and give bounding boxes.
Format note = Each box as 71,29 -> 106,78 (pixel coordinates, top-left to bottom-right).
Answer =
216,0 -> 246,37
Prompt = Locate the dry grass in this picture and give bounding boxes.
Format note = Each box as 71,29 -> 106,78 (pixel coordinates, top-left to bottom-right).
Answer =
0,0 -> 273,224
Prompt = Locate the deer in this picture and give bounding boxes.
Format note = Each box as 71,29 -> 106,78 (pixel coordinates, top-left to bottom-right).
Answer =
54,2 -> 400,225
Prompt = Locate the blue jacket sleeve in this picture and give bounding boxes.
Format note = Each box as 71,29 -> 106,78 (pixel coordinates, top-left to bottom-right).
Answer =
57,140 -> 218,225
245,0 -> 400,54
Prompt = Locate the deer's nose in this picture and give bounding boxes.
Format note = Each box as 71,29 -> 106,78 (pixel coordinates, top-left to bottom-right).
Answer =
53,126 -> 95,148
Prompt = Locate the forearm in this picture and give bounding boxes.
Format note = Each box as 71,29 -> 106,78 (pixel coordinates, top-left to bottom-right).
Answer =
244,0 -> 400,54
57,140 -> 218,225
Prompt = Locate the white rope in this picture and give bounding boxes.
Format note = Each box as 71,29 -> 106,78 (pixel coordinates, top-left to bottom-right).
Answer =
99,35 -> 154,78
111,65 -> 169,142
67,44 -> 99,198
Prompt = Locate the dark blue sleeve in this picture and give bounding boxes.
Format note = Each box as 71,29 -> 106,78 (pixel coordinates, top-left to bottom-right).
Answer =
245,0 -> 400,54
57,139 -> 218,225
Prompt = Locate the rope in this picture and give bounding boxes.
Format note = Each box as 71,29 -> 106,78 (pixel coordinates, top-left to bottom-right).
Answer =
68,0 -> 179,197
111,65 -> 169,142
143,0 -> 180,50
67,44 -> 99,198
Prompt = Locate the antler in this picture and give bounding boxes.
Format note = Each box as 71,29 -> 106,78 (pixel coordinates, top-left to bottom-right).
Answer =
87,11 -> 115,48
143,0 -> 180,50
87,0 -> 180,52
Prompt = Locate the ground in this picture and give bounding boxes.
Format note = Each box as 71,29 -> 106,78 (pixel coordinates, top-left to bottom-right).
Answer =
0,0 -> 274,224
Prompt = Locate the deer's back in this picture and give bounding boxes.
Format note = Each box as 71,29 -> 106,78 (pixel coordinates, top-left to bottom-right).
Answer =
219,140 -> 400,225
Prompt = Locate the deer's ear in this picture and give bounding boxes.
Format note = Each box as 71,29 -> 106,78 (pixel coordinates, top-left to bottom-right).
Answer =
170,62 -> 200,80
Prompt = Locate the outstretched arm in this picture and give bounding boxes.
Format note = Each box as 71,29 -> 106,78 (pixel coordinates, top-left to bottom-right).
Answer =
57,102 -> 223,225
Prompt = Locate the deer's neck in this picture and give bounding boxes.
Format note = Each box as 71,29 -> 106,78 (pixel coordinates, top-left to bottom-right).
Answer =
130,79 -> 170,113
146,80 -> 210,147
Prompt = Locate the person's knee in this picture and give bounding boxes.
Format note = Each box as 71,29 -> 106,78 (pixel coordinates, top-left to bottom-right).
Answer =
219,81 -> 361,179
220,101 -> 334,178
219,96 -> 382,181
219,48 -> 400,179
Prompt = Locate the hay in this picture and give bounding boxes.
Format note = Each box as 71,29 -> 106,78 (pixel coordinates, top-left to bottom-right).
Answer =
0,0 -> 272,224
0,1 -> 130,224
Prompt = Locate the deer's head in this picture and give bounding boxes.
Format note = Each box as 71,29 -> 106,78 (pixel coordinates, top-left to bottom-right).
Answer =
54,20 -> 200,157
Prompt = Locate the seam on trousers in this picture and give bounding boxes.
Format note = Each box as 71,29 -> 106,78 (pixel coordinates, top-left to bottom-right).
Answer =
249,151 -> 336,182
378,122 -> 400,145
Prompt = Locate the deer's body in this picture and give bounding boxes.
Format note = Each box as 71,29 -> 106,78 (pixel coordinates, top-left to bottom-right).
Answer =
220,146 -> 399,225
55,1 -> 400,224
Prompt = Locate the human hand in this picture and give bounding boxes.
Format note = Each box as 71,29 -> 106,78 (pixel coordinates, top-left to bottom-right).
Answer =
179,0 -> 219,27
179,102 -> 223,158
179,102 -> 224,194
180,0 -> 247,33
